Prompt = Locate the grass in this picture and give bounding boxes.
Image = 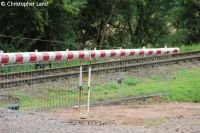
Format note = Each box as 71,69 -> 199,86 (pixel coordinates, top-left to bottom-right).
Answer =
90,65 -> 200,103
165,67 -> 200,102
8,87 -> 79,110
180,43 -> 200,52
1,64 -> 200,110
144,117 -> 167,128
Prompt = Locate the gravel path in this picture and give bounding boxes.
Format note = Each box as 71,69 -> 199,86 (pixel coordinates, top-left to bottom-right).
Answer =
1,102 -> 200,133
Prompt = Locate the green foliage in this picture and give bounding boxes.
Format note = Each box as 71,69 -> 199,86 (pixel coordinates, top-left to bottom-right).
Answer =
166,0 -> 200,45
180,44 -> 200,52
0,1 -> 49,51
0,0 -> 200,51
124,77 -> 140,86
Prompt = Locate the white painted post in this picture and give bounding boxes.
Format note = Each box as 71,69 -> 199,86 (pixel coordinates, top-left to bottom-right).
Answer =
165,45 -> 168,55
118,47 -> 122,62
122,79 -> 124,97
143,46 -> 146,57
35,49 -> 38,63
78,64 -> 83,109
66,49 -> 69,62
87,53 -> 92,112
0,50 -> 3,67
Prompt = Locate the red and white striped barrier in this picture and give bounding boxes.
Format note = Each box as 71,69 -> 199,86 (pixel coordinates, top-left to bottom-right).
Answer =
0,48 -> 179,64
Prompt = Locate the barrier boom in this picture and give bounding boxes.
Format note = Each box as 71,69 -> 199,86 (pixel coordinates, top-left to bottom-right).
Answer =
0,48 -> 179,64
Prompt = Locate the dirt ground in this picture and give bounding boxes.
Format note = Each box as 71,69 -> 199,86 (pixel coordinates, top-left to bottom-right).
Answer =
1,101 -> 200,133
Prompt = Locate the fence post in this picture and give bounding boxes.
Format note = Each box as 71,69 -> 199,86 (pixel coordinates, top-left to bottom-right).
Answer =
122,79 -> 124,97
143,46 -> 146,58
78,61 -> 83,109
0,50 -> 4,67
35,49 -> 38,63
87,53 -> 92,112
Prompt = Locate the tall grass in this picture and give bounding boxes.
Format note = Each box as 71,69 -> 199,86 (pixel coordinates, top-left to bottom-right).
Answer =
180,43 -> 200,52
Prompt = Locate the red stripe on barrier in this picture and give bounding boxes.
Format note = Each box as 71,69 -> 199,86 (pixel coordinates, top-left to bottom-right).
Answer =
43,53 -> 49,61
139,50 -> 144,56
55,52 -> 62,60
148,50 -> 153,55
157,49 -> 161,54
1,54 -> 9,63
110,51 -> 116,57
173,49 -> 178,53
100,51 -> 106,57
120,50 -> 126,56
79,52 -> 85,59
29,53 -> 37,62
91,51 -> 96,58
15,54 -> 23,62
67,52 -> 73,59
130,50 -> 135,56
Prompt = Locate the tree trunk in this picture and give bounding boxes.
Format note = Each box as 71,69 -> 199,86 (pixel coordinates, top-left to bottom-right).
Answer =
127,18 -> 135,47
99,4 -> 116,49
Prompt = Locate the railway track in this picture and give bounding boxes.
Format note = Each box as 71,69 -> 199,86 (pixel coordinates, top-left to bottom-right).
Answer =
0,51 -> 200,88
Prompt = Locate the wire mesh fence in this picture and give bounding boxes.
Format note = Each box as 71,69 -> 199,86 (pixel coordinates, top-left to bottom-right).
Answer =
0,55 -> 199,111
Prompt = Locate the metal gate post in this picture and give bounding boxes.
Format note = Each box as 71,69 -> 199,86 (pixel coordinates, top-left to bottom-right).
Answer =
122,79 -> 124,97
0,50 -> 3,67
78,61 -> 83,109
87,53 -> 92,112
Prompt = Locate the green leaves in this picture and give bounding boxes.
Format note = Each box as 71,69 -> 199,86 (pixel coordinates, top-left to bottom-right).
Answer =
0,0 -> 199,51
63,0 -> 86,14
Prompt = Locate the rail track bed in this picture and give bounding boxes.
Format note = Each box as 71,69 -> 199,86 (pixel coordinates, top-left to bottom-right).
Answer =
0,50 -> 199,88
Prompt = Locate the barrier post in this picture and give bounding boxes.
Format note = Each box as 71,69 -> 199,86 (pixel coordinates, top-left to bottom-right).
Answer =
78,61 -> 83,109
87,53 -> 92,112
0,50 -> 4,67
122,79 -> 124,97
143,46 -> 146,58
35,49 -> 38,64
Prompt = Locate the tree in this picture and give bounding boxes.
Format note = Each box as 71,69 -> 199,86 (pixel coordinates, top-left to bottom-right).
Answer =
77,0 -> 120,49
167,0 -> 200,45
32,0 -> 87,51
0,0 -> 49,52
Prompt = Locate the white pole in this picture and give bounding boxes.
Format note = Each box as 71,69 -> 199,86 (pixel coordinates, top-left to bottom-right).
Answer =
35,49 -> 38,64
143,46 -> 146,57
79,66 -> 83,88
78,64 -> 83,108
0,50 -> 3,67
87,53 -> 92,112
